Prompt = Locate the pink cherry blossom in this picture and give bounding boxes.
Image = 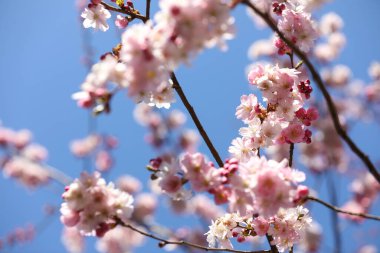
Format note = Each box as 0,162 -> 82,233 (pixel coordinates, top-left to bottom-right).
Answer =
81,4 -> 111,32
115,15 -> 128,29
251,216 -> 270,236
61,172 -> 134,236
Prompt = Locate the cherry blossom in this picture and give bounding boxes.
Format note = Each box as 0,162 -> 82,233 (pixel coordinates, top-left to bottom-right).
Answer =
62,227 -> 84,253
81,4 -> 111,32
75,0 -> 235,110
96,225 -> 144,253
277,4 -> 318,52
60,172 -> 134,236
205,206 -> 312,252
0,126 -> 50,188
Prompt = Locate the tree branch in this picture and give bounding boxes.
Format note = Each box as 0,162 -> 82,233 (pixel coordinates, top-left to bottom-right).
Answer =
146,0 -> 151,20
306,196 -> 380,221
118,221 -> 270,253
327,172 -> 341,253
265,234 -> 279,253
170,72 -> 224,167
45,165 -> 73,185
289,143 -> 294,167
100,2 -> 148,22
241,0 -> 380,183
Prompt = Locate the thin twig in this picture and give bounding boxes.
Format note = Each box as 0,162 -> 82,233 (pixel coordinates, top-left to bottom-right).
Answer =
103,2 -> 224,168
45,165 -> 73,185
100,2 -> 148,22
170,72 -> 224,167
327,172 -> 341,253
241,0 -> 380,183
265,234 -> 279,253
289,143 -> 294,167
306,196 -> 380,221
118,221 -> 270,253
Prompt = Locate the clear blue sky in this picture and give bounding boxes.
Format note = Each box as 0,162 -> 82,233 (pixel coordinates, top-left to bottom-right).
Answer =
0,0 -> 380,252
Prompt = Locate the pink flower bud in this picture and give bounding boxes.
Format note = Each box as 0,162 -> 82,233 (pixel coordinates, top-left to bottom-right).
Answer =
297,185 -> 309,199
115,15 -> 129,29
60,210 -> 80,227
95,223 -> 110,237
237,236 -> 245,243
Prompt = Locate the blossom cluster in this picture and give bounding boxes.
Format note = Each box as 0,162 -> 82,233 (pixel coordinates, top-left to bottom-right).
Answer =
230,64 -> 318,159
60,172 -> 134,237
206,206 -> 312,252
0,224 -> 34,249
341,172 -> 380,223
74,0 -> 234,110
276,2 -> 318,53
246,0 -> 318,54
70,134 -> 118,172
149,152 -> 309,218
0,126 -> 50,188
61,173 -> 159,253
96,225 -> 145,253
298,116 -> 347,173
365,61 -> 380,102
62,227 -> 85,253
314,12 -> 346,62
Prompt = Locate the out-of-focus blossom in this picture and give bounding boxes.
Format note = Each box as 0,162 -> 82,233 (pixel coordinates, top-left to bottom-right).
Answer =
60,172 -> 134,237
62,227 -> 85,253
0,126 -> 50,188
96,226 -> 144,253
117,175 -> 142,194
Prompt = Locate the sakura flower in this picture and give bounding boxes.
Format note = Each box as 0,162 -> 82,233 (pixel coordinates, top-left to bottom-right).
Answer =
115,15 -> 128,29
253,167 -> 293,216
251,216 -> 270,236
358,245 -> 378,253
319,12 -> 343,35
132,193 -> 157,221
190,195 -> 224,221
268,206 -> 312,252
116,175 -> 142,194
277,6 -> 318,52
81,4 -> 111,32
369,61 -> 380,80
2,157 -> 50,188
235,94 -> 261,123
238,64 -> 318,148
228,137 -> 256,162
281,123 -> 305,143
298,222 -> 322,252
96,226 -> 144,253
205,213 -> 243,249
60,172 -> 134,236
62,227 -> 85,253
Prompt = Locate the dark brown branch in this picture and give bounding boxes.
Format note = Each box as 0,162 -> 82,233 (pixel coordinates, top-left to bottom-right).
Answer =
306,196 -> 380,221
146,0 -> 151,20
289,143 -> 294,167
119,221 -> 270,253
265,234 -> 279,253
241,0 -> 380,183
103,3 -> 224,168
170,72 -> 224,167
100,2 -> 148,22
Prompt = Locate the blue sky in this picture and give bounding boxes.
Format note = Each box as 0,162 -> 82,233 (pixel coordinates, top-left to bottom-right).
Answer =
0,0 -> 380,252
